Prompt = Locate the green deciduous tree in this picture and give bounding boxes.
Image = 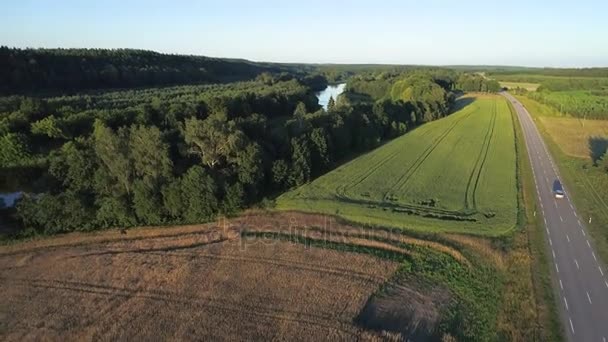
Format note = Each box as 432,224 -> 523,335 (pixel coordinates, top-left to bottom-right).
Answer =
222,182 -> 244,215
161,178 -> 183,221
272,159 -> 289,188
184,114 -> 246,168
93,120 -> 133,195
293,102 -> 307,117
289,136 -> 311,186
129,125 -> 172,188
132,179 -> 163,225
181,165 -> 218,223
309,128 -> 330,173
0,133 -> 31,167
49,138 -> 96,192
31,115 -> 66,139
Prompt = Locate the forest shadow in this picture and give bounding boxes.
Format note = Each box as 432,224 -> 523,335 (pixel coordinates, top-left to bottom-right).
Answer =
451,96 -> 475,112
589,136 -> 608,163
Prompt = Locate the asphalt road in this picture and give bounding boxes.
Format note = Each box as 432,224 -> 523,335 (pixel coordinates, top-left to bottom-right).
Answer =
503,92 -> 608,342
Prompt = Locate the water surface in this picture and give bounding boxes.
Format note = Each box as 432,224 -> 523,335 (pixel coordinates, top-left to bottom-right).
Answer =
316,83 -> 346,109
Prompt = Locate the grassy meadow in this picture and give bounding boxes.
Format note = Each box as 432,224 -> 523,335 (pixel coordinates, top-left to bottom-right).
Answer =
499,81 -> 540,91
537,116 -> 608,159
277,94 -> 518,235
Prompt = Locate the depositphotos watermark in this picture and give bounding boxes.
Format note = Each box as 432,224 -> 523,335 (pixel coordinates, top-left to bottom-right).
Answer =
226,214 -> 408,253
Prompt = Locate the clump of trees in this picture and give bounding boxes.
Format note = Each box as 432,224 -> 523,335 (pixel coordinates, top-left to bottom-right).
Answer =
456,74 -> 501,93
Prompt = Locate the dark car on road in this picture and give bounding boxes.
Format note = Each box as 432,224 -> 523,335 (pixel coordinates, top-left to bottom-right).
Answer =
553,180 -> 565,199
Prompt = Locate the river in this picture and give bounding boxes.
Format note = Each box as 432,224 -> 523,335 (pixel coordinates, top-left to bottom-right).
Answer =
316,83 -> 345,110
0,192 -> 21,208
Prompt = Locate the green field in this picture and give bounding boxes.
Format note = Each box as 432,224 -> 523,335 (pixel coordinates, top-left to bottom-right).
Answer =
499,81 -> 540,91
277,94 -> 518,235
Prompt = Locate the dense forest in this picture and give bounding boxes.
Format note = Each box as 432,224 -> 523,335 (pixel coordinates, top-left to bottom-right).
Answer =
0,48 -> 504,236
0,47 -> 324,94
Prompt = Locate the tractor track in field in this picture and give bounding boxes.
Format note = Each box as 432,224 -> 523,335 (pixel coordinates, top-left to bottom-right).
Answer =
334,121 -> 440,199
387,105 -> 477,197
2,277 -> 362,336
464,98 -> 497,211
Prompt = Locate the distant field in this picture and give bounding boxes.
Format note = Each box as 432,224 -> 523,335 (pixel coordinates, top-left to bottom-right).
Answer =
528,90 -> 608,119
500,81 -> 540,91
495,73 -> 608,119
277,94 -> 518,235
517,96 -> 608,159
538,116 -> 608,159
492,74 -> 608,88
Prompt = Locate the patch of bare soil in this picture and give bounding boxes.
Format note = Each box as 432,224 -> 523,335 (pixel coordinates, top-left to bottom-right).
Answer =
355,278 -> 453,341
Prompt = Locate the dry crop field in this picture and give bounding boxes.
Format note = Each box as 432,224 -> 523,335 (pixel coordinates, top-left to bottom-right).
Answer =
0,211 -> 464,341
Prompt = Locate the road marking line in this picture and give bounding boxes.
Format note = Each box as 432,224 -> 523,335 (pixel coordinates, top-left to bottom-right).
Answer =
544,217 -> 547,225
552,250 -> 556,258
575,259 -> 579,270
574,211 -> 577,218
549,238 -> 553,246
605,281 -> 608,288
559,279 -> 563,290
581,228 -> 585,236
555,262 -> 559,273
540,201 -> 543,209
569,317 -> 575,334
566,234 -> 570,243
569,203 -> 574,210
586,291 -> 592,304
546,227 -> 550,235
600,266 -> 604,276
564,296 -> 569,310
592,251 -> 597,261
587,240 -> 591,248
559,216 -> 563,222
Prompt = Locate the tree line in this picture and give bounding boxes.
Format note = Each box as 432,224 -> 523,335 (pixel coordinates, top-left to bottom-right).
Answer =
1,70 -> 459,235
0,47 -> 319,94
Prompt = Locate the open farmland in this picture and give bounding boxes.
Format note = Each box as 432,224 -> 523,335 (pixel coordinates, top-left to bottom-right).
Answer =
499,81 -> 540,91
516,95 -> 608,160
0,215 -> 401,341
538,116 -> 608,159
277,94 -> 518,235
0,211 -> 505,341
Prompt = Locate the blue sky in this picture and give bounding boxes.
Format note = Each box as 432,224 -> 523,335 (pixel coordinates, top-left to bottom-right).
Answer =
1,0 -> 607,67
